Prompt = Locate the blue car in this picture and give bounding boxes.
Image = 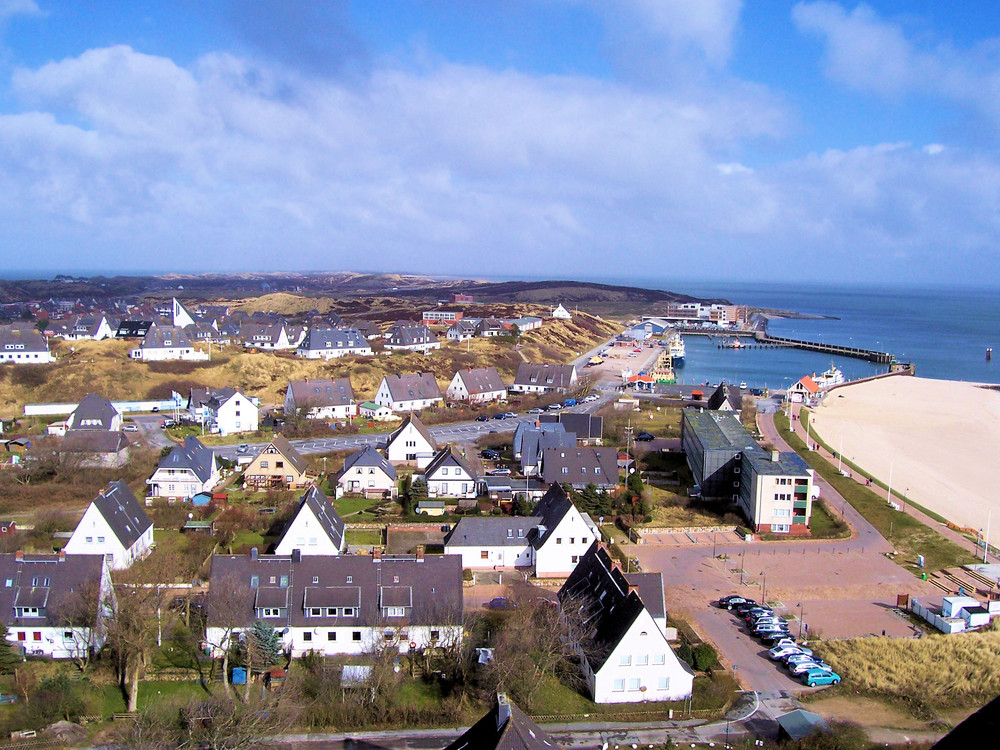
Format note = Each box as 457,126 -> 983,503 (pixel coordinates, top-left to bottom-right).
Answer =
800,669 -> 841,687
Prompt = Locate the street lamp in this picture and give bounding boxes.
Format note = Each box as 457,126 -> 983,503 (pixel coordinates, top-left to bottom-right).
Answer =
726,665 -> 738,748
739,544 -> 746,586
760,571 -> 767,604
797,602 -> 805,639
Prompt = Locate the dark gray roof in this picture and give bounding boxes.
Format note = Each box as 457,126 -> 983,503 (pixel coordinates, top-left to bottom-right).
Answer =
347,319 -> 382,339
512,363 -> 576,389
140,325 -> 192,349
424,447 -> 478,481
445,517 -> 540,548
682,410 -> 758,453
777,709 -> 830,741
157,435 -> 217,483
385,325 -> 435,347
189,386 -> 241,411
541,447 -> 618,487
0,553 -> 105,629
624,572 -> 665,622
454,367 -> 506,395
708,381 -> 743,412
528,484 -> 578,549
67,394 -> 120,431
0,326 -> 49,352
742,448 -> 812,477
444,694 -> 564,750
382,373 -> 442,403
279,486 -> 345,551
206,552 -> 463,629
513,422 -> 565,457
287,378 -> 355,410
341,445 -> 395,480
298,326 -> 369,353
520,430 -> 576,471
539,412 -> 603,441
115,320 -> 154,338
61,430 -> 130,454
91,480 -> 152,549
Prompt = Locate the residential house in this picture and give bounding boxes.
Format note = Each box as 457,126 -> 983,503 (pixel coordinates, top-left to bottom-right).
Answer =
243,435 -> 309,490
274,486 -> 346,557
446,367 -> 508,404
63,480 -> 154,570
509,363 -> 577,394
422,309 -> 463,324
188,387 -> 259,435
501,316 -> 543,332
539,412 -> 603,445
285,378 -> 357,421
558,542 -> 694,703
241,323 -> 294,351
444,485 -> 598,576
171,297 -> 219,330
129,325 -> 208,362
296,326 -> 373,360
204,549 -> 463,658
476,318 -> 507,337
54,314 -> 114,341
444,693 -> 565,750
513,421 -> 566,458
446,319 -> 478,342
0,327 -> 55,364
518,426 -> 576,477
146,435 -> 220,500
65,394 -> 122,432
337,445 -> 396,499
384,325 -> 440,353
787,375 -> 820,404
59,430 -> 131,469
384,414 -> 437,468
374,373 -> 443,413
423,448 -> 478,499
541,447 -> 618,490
347,320 -> 382,340
551,304 -> 572,320
115,320 -> 154,339
0,552 -> 111,660
707,381 -> 743,412
358,401 -> 395,421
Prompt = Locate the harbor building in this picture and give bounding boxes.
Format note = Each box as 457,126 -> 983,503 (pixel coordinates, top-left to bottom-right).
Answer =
681,410 -> 815,535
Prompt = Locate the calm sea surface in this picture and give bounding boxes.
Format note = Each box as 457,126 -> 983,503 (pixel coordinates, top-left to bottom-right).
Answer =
627,281 -> 1000,389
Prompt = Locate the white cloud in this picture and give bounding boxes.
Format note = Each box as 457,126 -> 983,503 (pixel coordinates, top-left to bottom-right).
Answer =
0,0 -> 41,21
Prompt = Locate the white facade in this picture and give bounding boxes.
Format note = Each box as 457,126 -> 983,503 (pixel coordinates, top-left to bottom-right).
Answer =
273,505 -> 344,557
385,421 -> 436,468
359,402 -> 394,421
533,508 -> 599,578
296,341 -> 373,360
0,346 -> 55,364
586,608 -> 693,704
130,343 -> 208,362
425,464 -> 477,498
338,464 -> 396,498
450,543 -> 533,570
63,505 -> 154,570
146,464 -> 219,499
445,372 -> 507,403
551,304 -> 572,320
214,392 -> 259,436
207,623 -> 462,659
374,379 -> 443,412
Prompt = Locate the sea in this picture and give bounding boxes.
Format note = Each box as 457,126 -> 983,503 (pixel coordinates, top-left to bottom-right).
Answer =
613,281 -> 1000,390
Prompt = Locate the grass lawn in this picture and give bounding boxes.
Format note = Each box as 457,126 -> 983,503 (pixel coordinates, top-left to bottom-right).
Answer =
806,500 -> 850,540
600,402 -> 683,444
774,412 -> 975,572
231,530 -> 266,550
346,529 -> 383,546
334,496 -> 383,516
645,485 -> 729,528
100,680 -> 211,716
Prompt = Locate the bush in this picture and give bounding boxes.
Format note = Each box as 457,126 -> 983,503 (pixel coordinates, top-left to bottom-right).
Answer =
676,642 -> 693,666
693,643 -> 718,671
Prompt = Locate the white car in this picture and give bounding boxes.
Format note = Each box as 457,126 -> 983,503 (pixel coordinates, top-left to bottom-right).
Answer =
583,394 -> 599,402
769,645 -> 812,661
123,423 -> 139,432
527,407 -> 544,414
789,660 -> 831,676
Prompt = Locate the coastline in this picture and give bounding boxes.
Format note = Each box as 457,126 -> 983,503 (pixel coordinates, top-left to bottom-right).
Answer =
808,376 -> 1000,532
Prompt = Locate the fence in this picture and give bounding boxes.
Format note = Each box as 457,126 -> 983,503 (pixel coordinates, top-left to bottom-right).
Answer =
24,399 -> 176,417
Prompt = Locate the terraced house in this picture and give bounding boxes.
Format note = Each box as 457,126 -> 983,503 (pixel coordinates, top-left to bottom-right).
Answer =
284,378 -> 356,420
295,326 -> 373,360
0,326 -> 55,364
375,373 -> 443,413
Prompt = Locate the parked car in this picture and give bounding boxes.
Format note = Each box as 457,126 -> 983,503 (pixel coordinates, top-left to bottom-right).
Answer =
476,415 -> 490,422
503,412 -> 517,418
635,432 -> 656,442
753,623 -> 790,637
527,407 -> 544,414
480,449 -> 501,460
769,645 -> 812,660
583,394 -> 599,402
748,615 -> 783,628
717,595 -> 749,609
760,632 -> 799,647
237,444 -> 250,454
486,597 -> 517,610
801,669 -> 841,687
784,653 -> 818,667
123,423 -> 139,432
492,413 -> 507,420
160,419 -> 175,428
731,600 -> 759,614
789,660 -> 832,676
489,468 -> 512,476
563,399 -> 577,407
743,607 -> 774,622
547,403 -> 563,410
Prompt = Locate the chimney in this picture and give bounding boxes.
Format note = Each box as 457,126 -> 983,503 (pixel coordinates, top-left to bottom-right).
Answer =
771,451 -> 780,462
58,549 -> 66,562
250,547 -> 258,560
416,545 -> 424,562
291,548 -> 301,563
496,693 -> 511,730
373,548 -> 382,562
15,550 -> 23,562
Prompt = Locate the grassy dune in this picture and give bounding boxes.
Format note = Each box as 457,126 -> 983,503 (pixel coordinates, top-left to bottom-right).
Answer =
0,309 -> 617,417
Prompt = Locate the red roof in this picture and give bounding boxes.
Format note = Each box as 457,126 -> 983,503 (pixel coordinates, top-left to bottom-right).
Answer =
795,375 -> 820,394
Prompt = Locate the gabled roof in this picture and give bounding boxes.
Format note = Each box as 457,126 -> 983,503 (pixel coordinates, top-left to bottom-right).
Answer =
280,486 -> 345,552
157,435 -> 217,483
287,378 -> 354,410
444,694 -> 564,750
539,412 -> 603,440
382,373 -> 442,403
61,430 -> 130,454
341,445 -> 395,480
624,572 -> 665,622
528,484 -> 578,549
455,367 -> 506,395
424,447 -> 478,480
387,414 -> 436,450
512,363 -> 576,389
708,381 -> 743,411
513,421 -> 565,457
115,320 -> 154,338
298,326 -> 369,352
541,447 -> 618,486
385,325 -> 435,347
68,393 -> 120,431
141,325 -> 192,349
190,386 -> 244,411
263,434 -> 309,476
0,553 -> 106,629
90,480 -> 152,549
793,375 -> 820,394
444,516 -> 540,547
0,326 -> 49,352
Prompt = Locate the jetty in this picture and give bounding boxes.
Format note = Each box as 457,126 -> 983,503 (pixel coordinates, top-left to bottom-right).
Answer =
751,331 -> 894,364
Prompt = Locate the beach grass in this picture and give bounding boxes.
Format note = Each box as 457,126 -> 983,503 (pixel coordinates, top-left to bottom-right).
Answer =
774,411 -> 975,572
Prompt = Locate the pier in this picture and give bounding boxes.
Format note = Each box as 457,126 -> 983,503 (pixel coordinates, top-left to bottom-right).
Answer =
752,331 -> 894,363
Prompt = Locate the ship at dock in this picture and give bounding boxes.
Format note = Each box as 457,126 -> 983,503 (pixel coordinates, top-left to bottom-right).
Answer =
814,363 -> 845,389
666,330 -> 686,362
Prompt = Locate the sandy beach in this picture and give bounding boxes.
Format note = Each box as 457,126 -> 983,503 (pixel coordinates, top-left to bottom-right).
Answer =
809,376 -> 1000,533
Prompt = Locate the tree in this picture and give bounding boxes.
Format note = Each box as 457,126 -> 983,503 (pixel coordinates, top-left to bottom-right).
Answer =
0,624 -> 19,674
693,643 -> 718,671
51,577 -> 102,670
202,573 -> 252,698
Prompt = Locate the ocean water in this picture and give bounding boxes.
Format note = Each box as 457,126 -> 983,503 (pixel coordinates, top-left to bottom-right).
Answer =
634,281 -> 1000,388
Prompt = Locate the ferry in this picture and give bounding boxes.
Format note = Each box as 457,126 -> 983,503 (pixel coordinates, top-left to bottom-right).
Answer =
814,363 -> 845,390
666,331 -> 686,362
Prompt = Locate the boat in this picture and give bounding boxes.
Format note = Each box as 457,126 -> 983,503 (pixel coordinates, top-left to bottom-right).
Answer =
728,338 -> 744,349
814,363 -> 845,390
667,331 -> 686,362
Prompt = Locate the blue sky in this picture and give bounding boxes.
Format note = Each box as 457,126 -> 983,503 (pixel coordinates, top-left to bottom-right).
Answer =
2,1 -> 1000,286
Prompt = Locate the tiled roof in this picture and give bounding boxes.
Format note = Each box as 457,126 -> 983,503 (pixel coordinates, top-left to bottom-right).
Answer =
91,480 -> 152,549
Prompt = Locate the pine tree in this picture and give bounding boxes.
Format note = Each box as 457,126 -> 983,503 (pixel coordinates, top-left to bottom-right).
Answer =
0,623 -> 20,673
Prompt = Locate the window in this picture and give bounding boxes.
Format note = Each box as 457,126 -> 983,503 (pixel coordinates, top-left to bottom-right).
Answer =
619,654 -> 631,666
595,466 -> 601,474
636,654 -> 649,666
571,555 -> 579,563
250,576 -> 259,588
260,461 -> 268,468
276,461 -> 283,469
507,529 -> 513,538
342,608 -> 355,617
430,630 -> 439,641
556,538 -> 562,544
628,677 -> 641,691
32,632 -> 41,642
481,551 -> 489,560
657,677 -> 670,691
352,631 -> 362,641
85,537 -> 93,543
303,632 -> 312,642
280,576 -> 289,587
310,608 -> 322,617
441,468 -> 448,476
613,678 -> 625,692
97,536 -> 105,543
312,576 -> 319,584
328,632 -> 336,641
561,467 -> 568,474
63,631 -> 73,640
262,608 -> 280,617
346,576 -> 352,583
517,529 -> 525,538
326,608 -> 337,617
386,606 -> 405,617
570,538 -> 575,544
3,579 -> 11,588
653,653 -> 666,665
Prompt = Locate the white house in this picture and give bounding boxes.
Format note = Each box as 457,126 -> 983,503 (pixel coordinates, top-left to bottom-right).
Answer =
0,326 -> 55,364
443,485 -> 598,577
241,323 -> 294,351
384,415 -> 437,469
65,393 -> 122,432
374,373 -> 443,412
189,387 -> 259,435
1,552 -> 111,660
205,550 -> 464,659
296,327 -> 373,360
384,324 -> 440,353
445,367 -> 508,404
337,445 -> 397,499
130,325 -> 209,362
273,486 -> 347,557
509,363 -> 577,394
559,542 -> 693,704
358,401 -> 395,421
423,448 -> 478,499
551,304 -> 572,320
146,435 -> 220,500
56,314 -> 115,341
285,379 -> 357,421
63,480 -> 154,570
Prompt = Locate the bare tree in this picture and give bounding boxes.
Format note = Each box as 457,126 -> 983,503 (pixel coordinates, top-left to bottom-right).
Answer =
202,573 -> 252,699
50,577 -> 103,670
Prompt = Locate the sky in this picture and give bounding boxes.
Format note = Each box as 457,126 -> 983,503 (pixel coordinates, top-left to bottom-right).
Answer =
1,1 -> 1000,286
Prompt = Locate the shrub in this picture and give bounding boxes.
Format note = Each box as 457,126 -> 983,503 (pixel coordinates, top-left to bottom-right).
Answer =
676,641 -> 693,666
693,643 -> 718,671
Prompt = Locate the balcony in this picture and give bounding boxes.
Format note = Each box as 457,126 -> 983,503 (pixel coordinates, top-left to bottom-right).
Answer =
793,500 -> 809,510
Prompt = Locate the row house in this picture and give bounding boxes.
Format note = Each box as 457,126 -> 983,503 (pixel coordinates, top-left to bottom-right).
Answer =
445,367 -> 507,403
374,373 -> 443,413
296,326 -> 373,360
285,378 -> 357,420
0,327 -> 55,364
